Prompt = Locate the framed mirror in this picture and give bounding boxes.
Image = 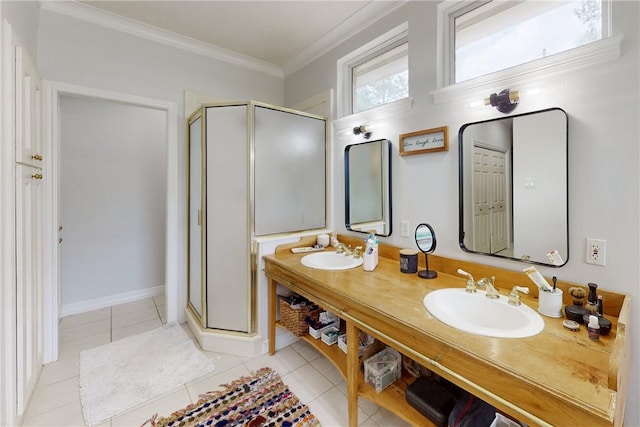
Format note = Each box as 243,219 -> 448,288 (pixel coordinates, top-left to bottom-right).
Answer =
345,139 -> 392,236
415,223 -> 437,279
459,108 -> 568,267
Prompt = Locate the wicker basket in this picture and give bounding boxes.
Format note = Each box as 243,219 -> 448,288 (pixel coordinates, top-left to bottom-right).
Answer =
278,298 -> 321,336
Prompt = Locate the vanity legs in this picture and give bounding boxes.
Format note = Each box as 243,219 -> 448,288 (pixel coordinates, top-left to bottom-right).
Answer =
346,322 -> 359,427
268,277 -> 276,355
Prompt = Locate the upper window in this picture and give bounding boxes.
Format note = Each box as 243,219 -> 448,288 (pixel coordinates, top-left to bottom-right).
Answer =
453,0 -> 606,83
337,23 -> 409,118
352,41 -> 408,114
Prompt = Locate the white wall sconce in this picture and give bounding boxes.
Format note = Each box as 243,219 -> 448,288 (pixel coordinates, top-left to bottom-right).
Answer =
353,124 -> 372,139
484,89 -> 519,114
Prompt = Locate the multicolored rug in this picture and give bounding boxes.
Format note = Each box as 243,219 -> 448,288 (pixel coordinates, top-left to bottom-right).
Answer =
146,367 -> 320,427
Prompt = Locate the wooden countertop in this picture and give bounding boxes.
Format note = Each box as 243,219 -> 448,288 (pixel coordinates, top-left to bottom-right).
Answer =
263,235 -> 631,426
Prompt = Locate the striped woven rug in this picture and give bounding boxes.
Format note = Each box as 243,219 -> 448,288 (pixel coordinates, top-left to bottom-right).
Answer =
147,367 -> 320,427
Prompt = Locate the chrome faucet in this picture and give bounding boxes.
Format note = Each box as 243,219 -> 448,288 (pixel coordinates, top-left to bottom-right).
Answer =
477,276 -> 499,299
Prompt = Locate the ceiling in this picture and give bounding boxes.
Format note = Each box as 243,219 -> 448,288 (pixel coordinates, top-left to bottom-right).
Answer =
68,1 -> 403,75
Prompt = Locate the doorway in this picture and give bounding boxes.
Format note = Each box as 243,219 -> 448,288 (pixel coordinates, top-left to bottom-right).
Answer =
59,96 -> 166,312
42,82 -> 179,363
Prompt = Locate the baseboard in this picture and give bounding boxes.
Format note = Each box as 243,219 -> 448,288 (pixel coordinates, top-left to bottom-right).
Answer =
61,286 -> 165,317
263,329 -> 300,355
185,309 -> 263,357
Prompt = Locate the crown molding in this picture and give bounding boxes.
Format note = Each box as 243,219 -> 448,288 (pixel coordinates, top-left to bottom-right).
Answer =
282,1 -> 407,77
40,1 -> 284,78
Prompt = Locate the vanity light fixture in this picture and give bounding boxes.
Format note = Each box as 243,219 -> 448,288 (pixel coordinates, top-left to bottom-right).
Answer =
485,89 -> 519,114
353,124 -> 372,139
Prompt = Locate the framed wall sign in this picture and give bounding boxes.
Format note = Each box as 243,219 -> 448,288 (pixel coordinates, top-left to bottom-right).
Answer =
399,126 -> 449,156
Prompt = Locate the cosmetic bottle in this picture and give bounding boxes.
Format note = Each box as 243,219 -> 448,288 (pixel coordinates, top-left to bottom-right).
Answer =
597,295 -> 603,316
587,315 -> 600,341
363,237 -> 377,272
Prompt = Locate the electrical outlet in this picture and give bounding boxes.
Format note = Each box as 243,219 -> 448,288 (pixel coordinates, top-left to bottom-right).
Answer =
586,238 -> 606,266
401,220 -> 410,238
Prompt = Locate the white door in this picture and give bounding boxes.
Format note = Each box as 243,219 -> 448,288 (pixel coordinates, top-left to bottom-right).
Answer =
15,164 -> 43,416
472,146 -> 507,254
472,148 -> 491,252
14,38 -> 44,418
488,150 -> 507,253
14,45 -> 42,168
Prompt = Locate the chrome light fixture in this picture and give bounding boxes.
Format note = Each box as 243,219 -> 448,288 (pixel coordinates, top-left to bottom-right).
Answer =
485,89 -> 519,114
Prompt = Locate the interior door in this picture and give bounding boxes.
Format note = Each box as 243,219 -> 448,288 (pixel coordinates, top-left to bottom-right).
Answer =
14,45 -> 42,168
15,165 -> 43,416
14,41 -> 43,417
472,148 -> 491,252
488,150 -> 507,253
472,146 -> 507,254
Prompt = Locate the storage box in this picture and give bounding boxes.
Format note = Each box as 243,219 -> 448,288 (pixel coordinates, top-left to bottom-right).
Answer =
405,376 -> 457,427
364,347 -> 402,392
490,413 -> 521,427
278,297 -> 320,337
309,317 -> 340,339
337,332 -> 374,356
321,327 -> 341,345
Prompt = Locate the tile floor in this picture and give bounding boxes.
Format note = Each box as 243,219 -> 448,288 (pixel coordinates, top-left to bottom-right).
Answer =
22,296 -> 410,427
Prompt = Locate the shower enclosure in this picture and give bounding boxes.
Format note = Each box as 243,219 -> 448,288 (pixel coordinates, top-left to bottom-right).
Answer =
187,102 -> 327,336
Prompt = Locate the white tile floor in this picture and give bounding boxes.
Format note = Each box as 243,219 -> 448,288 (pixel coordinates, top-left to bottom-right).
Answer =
22,296 -> 410,427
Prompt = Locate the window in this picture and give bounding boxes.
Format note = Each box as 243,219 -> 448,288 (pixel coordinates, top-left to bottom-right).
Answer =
447,0 -> 609,84
352,41 -> 408,114
338,23 -> 409,117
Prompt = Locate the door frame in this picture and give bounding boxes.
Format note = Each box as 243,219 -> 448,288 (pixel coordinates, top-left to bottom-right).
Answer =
41,81 -> 180,363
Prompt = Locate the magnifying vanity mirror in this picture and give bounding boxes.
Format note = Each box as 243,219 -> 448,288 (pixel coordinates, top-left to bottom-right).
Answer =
415,223 -> 437,279
459,107 -> 568,267
345,139 -> 392,236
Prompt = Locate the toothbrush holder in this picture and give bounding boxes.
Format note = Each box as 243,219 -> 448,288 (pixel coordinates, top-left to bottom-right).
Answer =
538,288 -> 563,318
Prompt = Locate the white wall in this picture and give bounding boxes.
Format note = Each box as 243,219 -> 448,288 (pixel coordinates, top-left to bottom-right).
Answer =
513,111 -> 567,261
284,1 -> 639,425
59,96 -> 166,306
1,1 -> 39,57
37,9 -> 284,314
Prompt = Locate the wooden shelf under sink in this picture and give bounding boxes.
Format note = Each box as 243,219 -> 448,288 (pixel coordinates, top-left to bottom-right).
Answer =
276,322 -> 434,426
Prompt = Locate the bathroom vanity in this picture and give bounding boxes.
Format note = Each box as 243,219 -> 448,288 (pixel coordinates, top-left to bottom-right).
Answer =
263,235 -> 630,427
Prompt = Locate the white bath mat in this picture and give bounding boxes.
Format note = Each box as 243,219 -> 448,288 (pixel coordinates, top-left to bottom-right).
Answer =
79,324 -> 215,426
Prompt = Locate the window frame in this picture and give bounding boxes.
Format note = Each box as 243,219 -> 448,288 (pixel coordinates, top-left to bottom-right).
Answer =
337,22 -> 409,118
434,0 -> 618,102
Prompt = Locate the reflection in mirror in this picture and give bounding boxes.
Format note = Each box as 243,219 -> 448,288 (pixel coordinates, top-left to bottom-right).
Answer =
459,108 -> 568,267
345,139 -> 392,236
415,223 -> 437,279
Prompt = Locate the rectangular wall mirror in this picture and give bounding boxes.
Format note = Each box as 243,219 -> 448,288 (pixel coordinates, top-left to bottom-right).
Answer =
459,108 -> 568,266
345,139 -> 392,237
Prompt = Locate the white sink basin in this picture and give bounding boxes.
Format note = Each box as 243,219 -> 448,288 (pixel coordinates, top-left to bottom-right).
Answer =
301,252 -> 363,270
423,288 -> 544,338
